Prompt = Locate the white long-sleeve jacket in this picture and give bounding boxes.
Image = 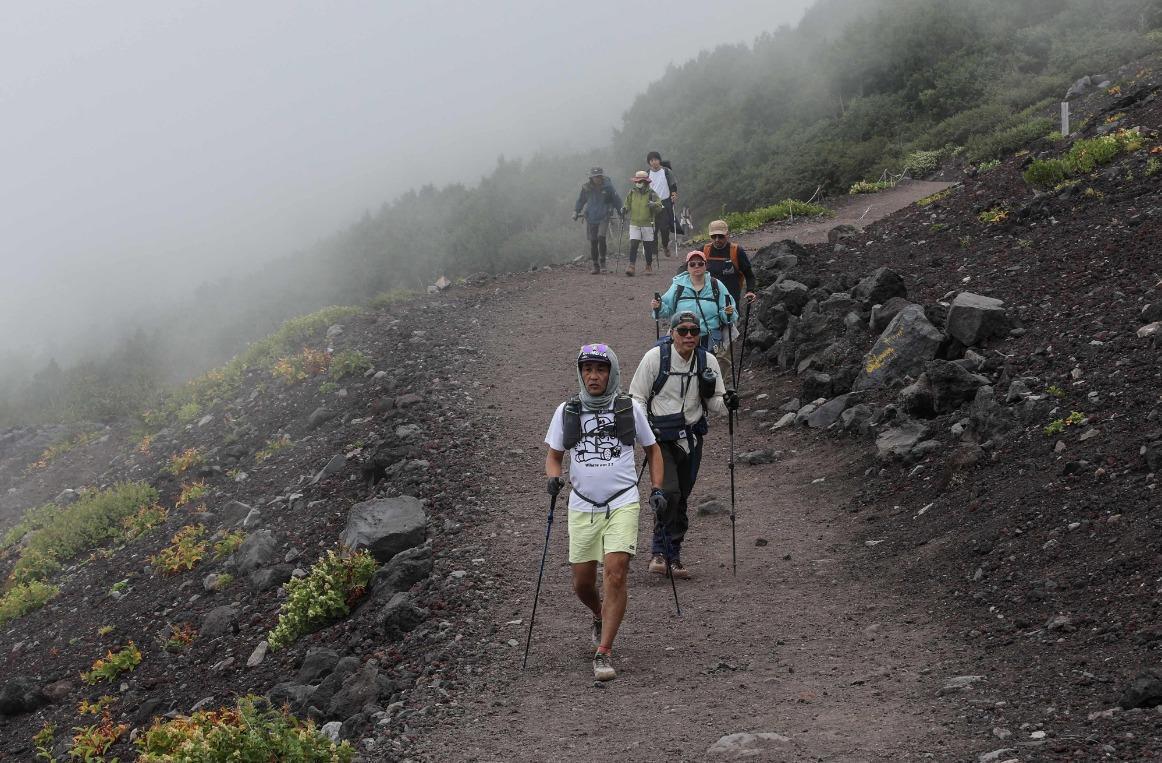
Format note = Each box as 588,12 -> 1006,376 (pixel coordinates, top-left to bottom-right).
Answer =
628,344 -> 727,425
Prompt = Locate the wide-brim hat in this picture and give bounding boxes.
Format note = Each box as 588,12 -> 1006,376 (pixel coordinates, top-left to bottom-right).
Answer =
632,170 -> 650,182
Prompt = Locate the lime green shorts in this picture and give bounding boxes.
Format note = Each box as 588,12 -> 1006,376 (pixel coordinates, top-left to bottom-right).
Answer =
568,504 -> 640,564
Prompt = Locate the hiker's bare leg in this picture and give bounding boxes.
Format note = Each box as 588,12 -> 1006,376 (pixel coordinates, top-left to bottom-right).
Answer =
572,561 -> 601,618
599,551 -> 629,650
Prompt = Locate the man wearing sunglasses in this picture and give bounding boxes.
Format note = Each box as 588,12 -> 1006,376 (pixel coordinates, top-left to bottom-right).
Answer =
545,343 -> 665,681
629,312 -> 739,579
701,219 -> 757,309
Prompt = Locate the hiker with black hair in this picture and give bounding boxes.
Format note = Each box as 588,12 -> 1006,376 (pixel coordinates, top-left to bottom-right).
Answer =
621,170 -> 663,276
545,343 -> 664,681
647,151 -> 679,258
629,312 -> 738,579
574,167 -> 623,275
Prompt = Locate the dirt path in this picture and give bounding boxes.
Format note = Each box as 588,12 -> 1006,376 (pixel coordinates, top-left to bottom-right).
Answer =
730,179 -> 956,250
415,191 -> 977,760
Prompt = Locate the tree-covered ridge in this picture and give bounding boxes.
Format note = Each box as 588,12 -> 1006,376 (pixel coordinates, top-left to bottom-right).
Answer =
612,0 -> 1161,215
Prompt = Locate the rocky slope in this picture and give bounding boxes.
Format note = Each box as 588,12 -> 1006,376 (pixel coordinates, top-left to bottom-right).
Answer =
728,67 -> 1162,760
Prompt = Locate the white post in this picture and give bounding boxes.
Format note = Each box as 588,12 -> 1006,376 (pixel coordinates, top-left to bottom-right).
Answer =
1060,102 -> 1070,136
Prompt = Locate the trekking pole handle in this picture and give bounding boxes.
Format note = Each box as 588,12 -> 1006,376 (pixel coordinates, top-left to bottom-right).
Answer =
652,291 -> 661,320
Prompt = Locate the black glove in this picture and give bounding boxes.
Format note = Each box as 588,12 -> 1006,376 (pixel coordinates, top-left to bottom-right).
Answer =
723,390 -> 740,411
648,488 -> 667,513
547,477 -> 565,496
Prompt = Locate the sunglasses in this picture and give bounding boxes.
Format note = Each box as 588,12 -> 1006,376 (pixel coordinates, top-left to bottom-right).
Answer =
687,260 -> 705,267
673,326 -> 700,336
710,234 -> 726,240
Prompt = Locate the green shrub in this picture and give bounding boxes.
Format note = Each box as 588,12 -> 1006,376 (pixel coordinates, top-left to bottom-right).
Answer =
976,159 -> 1000,172
136,695 -> 354,762
904,149 -> 943,174
1148,157 -> 1162,176
213,531 -> 246,559
268,548 -> 377,650
1024,129 -> 1144,188
9,482 -> 159,586
328,350 -> 372,380
966,117 -> 1055,162
849,178 -> 894,194
1023,159 -> 1069,188
0,580 -> 59,625
120,503 -> 168,541
81,642 -> 142,684
1,503 -> 61,550
703,199 -> 830,241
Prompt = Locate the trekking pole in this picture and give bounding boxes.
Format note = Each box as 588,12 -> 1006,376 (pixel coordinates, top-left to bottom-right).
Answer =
735,303 -> 753,395
653,292 -> 662,341
657,516 -> 682,616
522,492 -> 559,670
672,199 -> 679,258
728,406 -> 738,576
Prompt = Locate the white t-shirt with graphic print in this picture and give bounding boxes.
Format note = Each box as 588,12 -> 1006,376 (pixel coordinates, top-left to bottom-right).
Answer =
544,399 -> 656,513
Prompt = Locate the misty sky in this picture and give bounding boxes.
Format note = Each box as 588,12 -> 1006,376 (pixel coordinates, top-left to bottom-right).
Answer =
2,0 -> 813,362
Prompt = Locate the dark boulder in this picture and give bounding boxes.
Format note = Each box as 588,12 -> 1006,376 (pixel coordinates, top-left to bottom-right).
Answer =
851,268 -> 906,309
0,677 -> 50,717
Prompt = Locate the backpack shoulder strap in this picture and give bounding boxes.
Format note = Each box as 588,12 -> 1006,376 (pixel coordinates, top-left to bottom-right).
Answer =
562,397 -> 582,450
702,242 -> 714,258
612,394 -> 636,446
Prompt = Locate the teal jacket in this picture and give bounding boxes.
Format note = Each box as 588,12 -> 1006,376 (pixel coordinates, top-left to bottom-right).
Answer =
622,185 -> 662,227
654,272 -> 734,333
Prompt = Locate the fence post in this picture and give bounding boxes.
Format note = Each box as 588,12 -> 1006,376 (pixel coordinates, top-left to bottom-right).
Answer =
1060,101 -> 1070,136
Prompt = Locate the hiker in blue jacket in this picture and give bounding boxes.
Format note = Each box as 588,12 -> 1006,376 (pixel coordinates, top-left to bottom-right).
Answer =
651,250 -> 735,351
574,167 -> 623,275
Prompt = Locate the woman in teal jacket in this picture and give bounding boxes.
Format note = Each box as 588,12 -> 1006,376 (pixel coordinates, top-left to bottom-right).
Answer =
651,250 -> 735,350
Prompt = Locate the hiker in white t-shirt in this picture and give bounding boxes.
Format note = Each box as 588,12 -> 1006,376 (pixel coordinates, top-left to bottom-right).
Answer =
647,151 -> 678,258
545,343 -> 664,681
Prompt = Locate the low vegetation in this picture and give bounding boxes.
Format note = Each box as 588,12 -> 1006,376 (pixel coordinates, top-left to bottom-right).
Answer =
329,349 -> 372,380
1023,128 -> 1145,189
151,525 -> 208,574
69,710 -> 127,760
27,431 -> 98,472
272,347 -> 331,385
0,580 -> 60,625
7,482 -> 158,589
136,696 -> 354,762
916,188 -> 953,207
1044,411 -> 1087,436
256,434 -> 292,462
849,178 -> 894,194
176,479 -> 209,507
268,548 -> 377,650
81,642 -> 142,685
165,447 -> 204,476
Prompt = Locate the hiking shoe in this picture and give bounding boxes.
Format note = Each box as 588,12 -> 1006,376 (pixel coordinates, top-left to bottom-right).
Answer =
647,554 -> 667,575
590,265 -> 600,275
592,651 -> 616,681
670,560 -> 691,579
625,264 -> 635,276
591,618 -> 602,647
644,263 -> 654,274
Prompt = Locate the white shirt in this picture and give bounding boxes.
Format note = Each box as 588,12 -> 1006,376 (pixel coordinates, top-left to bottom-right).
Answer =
545,399 -> 656,513
629,345 -> 728,425
648,167 -> 670,200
